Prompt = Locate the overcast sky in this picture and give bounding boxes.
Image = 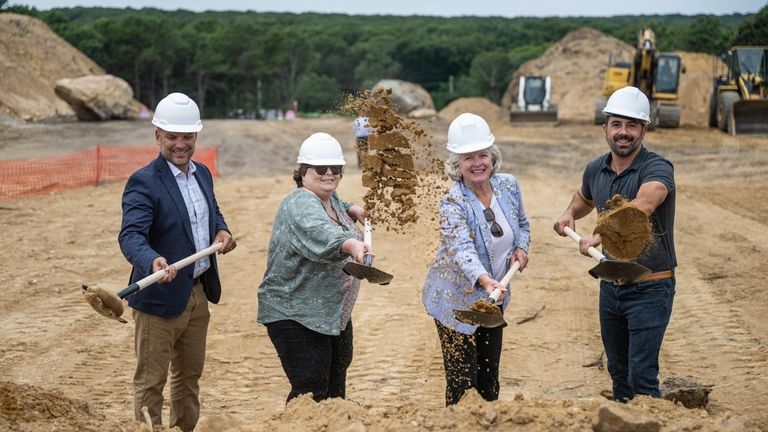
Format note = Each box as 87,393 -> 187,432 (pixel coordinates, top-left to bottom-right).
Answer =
17,0 -> 766,17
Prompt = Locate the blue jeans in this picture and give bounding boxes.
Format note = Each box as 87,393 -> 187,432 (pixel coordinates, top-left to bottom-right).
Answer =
599,277 -> 675,401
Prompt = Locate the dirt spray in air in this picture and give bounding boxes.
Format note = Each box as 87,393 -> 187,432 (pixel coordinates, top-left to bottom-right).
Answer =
343,89 -> 447,233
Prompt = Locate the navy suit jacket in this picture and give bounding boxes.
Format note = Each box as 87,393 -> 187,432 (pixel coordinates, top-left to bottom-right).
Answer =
119,154 -> 229,318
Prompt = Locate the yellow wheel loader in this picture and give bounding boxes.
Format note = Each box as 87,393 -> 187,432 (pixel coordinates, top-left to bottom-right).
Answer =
709,46 -> 768,135
594,28 -> 683,129
509,75 -> 558,122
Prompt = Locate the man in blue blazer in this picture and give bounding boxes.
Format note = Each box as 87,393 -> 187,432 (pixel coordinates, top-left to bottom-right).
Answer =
119,92 -> 236,432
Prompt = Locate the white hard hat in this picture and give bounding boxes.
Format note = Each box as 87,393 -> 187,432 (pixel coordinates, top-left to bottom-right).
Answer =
297,132 -> 346,165
602,86 -> 651,124
352,116 -> 372,138
446,113 -> 495,154
152,92 -> 203,133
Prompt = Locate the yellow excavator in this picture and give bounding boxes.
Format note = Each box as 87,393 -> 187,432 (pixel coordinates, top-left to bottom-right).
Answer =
709,46 -> 768,135
594,28 -> 683,129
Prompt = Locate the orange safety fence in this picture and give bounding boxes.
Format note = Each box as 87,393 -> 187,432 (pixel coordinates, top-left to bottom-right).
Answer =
0,145 -> 218,200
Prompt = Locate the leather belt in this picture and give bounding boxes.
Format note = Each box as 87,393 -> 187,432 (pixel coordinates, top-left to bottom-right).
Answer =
642,269 -> 674,282
613,269 -> 674,286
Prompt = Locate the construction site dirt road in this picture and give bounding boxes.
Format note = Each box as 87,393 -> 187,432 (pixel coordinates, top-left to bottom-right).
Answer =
1,116 -> 767,431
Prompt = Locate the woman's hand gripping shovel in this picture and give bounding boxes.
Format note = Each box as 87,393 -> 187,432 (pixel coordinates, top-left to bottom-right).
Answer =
453,260 -> 521,328
343,220 -> 393,285
563,226 -> 650,284
82,243 -> 223,323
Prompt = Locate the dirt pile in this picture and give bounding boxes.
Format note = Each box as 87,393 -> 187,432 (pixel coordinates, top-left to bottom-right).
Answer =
501,27 -> 717,126
677,51 -> 720,126
594,194 -> 653,259
438,97 -> 506,127
345,89 -> 446,232
0,13 -> 105,122
0,381 -> 147,432
222,391 -> 754,431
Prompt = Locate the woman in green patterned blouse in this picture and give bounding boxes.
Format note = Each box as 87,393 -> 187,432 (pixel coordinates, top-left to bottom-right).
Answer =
258,132 -> 373,403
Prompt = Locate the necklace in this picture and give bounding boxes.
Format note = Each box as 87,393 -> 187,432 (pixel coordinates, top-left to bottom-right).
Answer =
325,206 -> 340,224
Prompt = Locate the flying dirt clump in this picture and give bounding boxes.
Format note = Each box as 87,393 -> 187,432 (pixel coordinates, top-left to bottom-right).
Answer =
343,89 -> 446,232
594,194 -> 653,259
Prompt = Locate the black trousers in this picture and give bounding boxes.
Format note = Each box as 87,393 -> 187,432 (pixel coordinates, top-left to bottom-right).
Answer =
435,319 -> 503,405
266,319 -> 353,403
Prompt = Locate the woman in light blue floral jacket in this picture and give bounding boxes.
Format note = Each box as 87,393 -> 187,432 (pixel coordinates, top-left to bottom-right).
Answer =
422,113 -> 530,405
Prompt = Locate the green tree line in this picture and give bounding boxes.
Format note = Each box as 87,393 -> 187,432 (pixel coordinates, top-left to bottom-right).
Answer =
2,3 -> 766,117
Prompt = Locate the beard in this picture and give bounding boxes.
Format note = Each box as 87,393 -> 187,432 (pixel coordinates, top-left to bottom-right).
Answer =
607,134 -> 642,157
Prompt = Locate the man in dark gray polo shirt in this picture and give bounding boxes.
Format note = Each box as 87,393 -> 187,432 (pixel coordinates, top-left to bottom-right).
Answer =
553,86 -> 676,402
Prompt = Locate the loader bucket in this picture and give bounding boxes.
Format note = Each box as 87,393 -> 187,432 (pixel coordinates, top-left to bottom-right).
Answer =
509,109 -> 558,123
731,100 -> 768,135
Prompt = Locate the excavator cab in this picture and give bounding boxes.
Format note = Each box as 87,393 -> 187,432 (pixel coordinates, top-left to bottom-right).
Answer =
710,46 -> 768,135
651,53 -> 683,128
654,54 -> 681,94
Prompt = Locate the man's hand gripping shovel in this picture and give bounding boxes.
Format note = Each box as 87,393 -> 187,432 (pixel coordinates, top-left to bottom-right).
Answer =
82,243 -> 223,323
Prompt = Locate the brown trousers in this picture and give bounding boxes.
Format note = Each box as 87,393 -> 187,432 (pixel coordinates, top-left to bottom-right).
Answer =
133,282 -> 210,432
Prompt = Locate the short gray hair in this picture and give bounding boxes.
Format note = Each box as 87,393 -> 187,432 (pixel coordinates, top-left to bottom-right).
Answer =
444,144 -> 503,182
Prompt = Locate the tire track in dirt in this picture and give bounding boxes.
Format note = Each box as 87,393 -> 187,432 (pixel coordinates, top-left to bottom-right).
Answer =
661,192 -> 768,415
344,221 -> 446,411
0,184 -> 135,419
500,182 -> 609,401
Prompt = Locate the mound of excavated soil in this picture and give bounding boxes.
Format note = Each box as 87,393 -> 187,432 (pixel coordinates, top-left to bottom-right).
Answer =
3,379 -> 752,432
438,97 -> 505,127
677,51 -> 720,127
0,13 -> 105,122
502,27 -> 718,126
0,380 -> 146,432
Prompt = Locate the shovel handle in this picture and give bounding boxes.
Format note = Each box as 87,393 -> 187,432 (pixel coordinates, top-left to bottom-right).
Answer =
363,219 -> 372,247
116,242 -> 223,299
563,226 -> 605,263
488,260 -> 521,304
361,219 -> 374,267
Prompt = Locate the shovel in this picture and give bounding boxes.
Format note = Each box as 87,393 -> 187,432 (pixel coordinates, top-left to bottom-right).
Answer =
342,219 -> 393,285
563,226 -> 650,284
82,242 -> 223,323
452,260 -> 521,328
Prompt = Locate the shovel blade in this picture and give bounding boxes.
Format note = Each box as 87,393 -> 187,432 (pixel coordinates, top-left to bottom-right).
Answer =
453,310 -> 508,328
588,260 -> 651,284
343,262 -> 394,285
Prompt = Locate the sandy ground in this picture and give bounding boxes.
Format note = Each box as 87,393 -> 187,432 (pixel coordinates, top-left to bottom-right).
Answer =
1,116 -> 768,431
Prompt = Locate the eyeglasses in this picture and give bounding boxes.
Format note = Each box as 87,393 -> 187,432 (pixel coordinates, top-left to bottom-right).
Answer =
483,208 -> 504,238
312,166 -> 342,175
